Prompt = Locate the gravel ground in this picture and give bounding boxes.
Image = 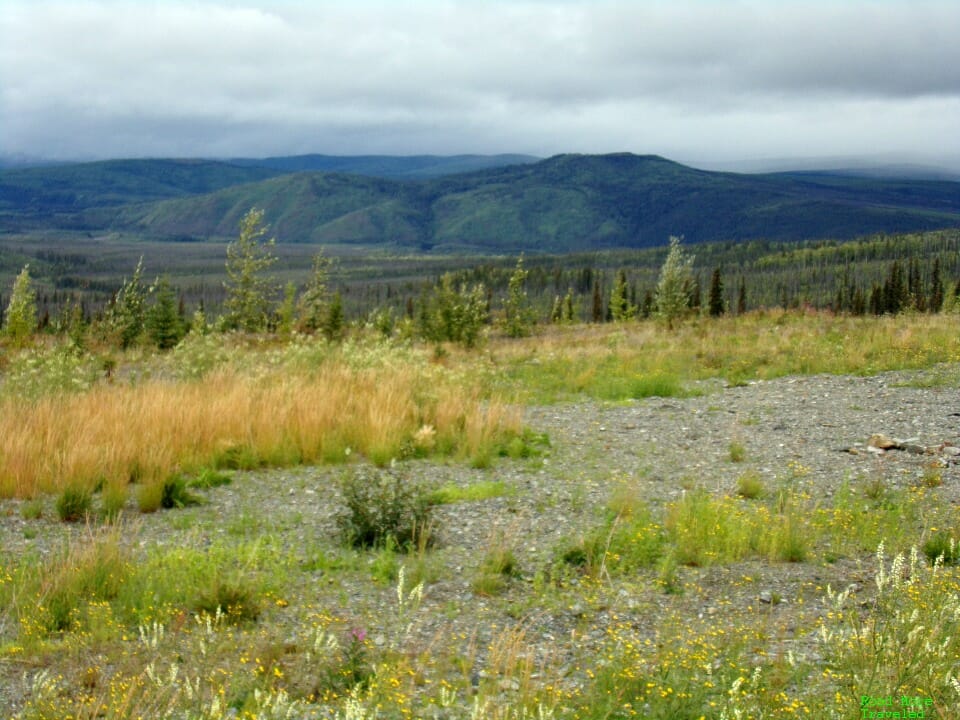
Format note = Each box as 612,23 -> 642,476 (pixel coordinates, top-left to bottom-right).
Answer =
1,368 -> 959,715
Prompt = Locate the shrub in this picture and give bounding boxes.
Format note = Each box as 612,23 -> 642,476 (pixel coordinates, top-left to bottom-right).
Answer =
735,470 -> 764,498
728,440 -> 747,463
99,484 -> 127,523
336,466 -> 435,550
188,467 -> 233,489
56,485 -> 92,522
20,499 -> 43,520
473,538 -> 521,596
922,532 -> 958,565
562,492 -> 665,577
193,576 -> 261,623
160,475 -> 203,509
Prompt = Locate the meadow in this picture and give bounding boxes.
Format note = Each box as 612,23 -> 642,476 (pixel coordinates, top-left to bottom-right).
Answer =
1,309 -> 960,718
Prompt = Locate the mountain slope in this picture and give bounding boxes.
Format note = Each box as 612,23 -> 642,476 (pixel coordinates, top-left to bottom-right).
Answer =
8,153 -> 960,251
228,153 -> 539,179
0,159 -> 282,216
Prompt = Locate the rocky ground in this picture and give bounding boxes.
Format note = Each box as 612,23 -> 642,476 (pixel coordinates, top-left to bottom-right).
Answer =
1,367 -> 959,715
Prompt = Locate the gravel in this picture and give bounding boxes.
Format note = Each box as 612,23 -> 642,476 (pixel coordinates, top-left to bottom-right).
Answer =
1,367 -> 958,715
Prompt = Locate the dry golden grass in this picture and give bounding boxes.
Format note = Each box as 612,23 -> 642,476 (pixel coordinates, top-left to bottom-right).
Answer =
0,360 -> 521,499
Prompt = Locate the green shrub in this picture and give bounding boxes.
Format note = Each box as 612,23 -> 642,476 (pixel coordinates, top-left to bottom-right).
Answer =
728,440 -> 747,463
56,485 -> 92,522
735,470 -> 764,498
160,475 -> 203,509
193,576 -> 261,623
336,466 -> 435,550
922,532 -> 958,565
629,371 -> 685,399
136,481 -> 163,513
213,443 -> 261,470
473,540 -> 521,596
189,467 -> 233,489
20,499 -> 43,520
562,495 -> 665,577
99,484 -> 127,523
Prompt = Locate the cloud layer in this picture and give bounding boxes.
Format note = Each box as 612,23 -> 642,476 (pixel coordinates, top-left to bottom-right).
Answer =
2,0 -> 959,165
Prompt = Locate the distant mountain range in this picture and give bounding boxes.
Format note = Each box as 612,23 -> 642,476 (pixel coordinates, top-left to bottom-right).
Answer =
2,153 -> 959,252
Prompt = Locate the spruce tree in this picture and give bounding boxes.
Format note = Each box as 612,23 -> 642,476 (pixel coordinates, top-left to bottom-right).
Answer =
929,258 -> 944,313
146,276 -> 184,350
502,255 -> 535,337
608,269 -> 636,321
563,289 -> 575,323
223,208 -> 277,332
591,274 -> 605,323
324,290 -> 344,342
655,236 -> 694,328
299,249 -> 333,332
3,264 -> 37,346
108,257 -> 147,348
708,267 -> 725,317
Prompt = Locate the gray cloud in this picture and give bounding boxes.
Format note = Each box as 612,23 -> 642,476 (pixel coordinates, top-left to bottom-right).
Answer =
2,0 -> 959,165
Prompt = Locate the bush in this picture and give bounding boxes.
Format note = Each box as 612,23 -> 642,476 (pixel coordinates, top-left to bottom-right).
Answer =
336,466 -> 435,550
188,467 -> 233,489
922,532 -> 958,565
735,471 -> 764,498
193,576 -> 261,623
160,475 -> 203,509
56,485 -> 92,522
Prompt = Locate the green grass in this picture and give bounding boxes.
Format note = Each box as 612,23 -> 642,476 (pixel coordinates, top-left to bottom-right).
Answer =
427,480 -> 514,505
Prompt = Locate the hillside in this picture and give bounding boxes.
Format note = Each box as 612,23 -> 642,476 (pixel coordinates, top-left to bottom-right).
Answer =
3,153 -> 959,251
0,159 -> 282,219
108,153 -> 960,251
228,153 -> 540,179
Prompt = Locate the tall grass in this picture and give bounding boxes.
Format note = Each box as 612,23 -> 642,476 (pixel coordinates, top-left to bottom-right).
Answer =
492,310 -> 960,401
0,350 -> 520,499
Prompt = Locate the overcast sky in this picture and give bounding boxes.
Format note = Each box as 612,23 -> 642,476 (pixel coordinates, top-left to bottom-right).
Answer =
2,0 -> 959,169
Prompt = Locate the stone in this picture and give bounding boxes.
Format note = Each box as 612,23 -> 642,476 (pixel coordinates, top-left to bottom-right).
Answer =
868,433 -> 899,450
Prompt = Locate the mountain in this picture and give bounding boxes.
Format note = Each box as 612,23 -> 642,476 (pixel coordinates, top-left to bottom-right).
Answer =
228,153 -> 540,179
4,153 -> 959,252
0,159 -> 283,224
0,154 -> 538,231
100,153 -> 960,251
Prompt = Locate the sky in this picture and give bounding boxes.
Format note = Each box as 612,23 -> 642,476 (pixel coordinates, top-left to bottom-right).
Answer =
2,0 -> 959,169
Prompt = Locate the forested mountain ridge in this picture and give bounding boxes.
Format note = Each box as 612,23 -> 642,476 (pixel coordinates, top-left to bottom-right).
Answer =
2,153 -> 959,251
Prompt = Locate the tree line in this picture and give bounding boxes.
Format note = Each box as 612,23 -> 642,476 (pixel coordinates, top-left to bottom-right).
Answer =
3,216 -> 960,351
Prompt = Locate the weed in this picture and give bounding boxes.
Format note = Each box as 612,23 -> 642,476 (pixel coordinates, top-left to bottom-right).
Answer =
728,440 -> 747,462
188,467 -> 233,489
428,480 -> 513,504
135,481 -> 163,513
160,475 -> 203,509
735,470 -> 765,499
562,490 -> 664,578
20,499 -> 43,520
473,536 -> 521,596
919,464 -> 943,488
99,484 -> 127,523
55,485 -> 92,522
819,544 -> 960,709
922,532 -> 958,565
337,466 -> 434,550
193,576 -> 261,623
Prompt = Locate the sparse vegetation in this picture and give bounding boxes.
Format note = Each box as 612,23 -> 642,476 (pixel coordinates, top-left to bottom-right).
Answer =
3,236 -> 960,718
